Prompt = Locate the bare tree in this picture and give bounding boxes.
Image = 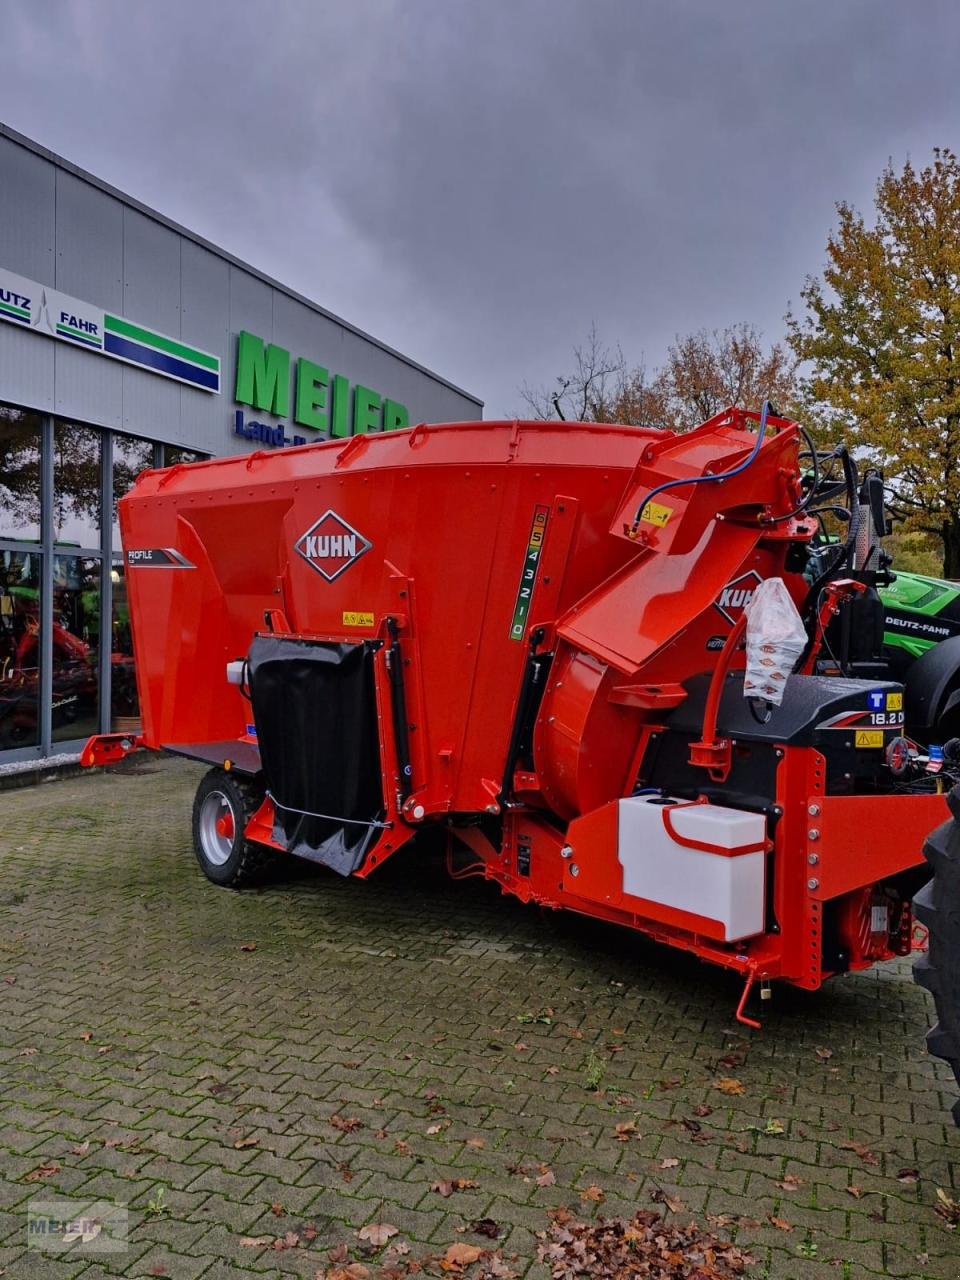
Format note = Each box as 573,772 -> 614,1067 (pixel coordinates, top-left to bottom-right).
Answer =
519,323 -> 796,431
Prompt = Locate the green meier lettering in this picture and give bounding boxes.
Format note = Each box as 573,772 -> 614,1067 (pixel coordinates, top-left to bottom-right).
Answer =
235,331 -> 410,436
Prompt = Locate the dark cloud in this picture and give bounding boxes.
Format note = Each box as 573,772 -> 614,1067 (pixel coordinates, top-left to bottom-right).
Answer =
2,0 -> 959,414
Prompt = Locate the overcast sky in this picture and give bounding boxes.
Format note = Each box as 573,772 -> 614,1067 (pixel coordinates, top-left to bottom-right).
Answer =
2,0 -> 959,416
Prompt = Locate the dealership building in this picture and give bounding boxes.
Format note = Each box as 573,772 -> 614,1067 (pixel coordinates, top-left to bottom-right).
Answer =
0,123 -> 482,766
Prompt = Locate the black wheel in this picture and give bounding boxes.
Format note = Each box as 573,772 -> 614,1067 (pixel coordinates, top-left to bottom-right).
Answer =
192,767 -> 271,888
914,785 -> 960,1124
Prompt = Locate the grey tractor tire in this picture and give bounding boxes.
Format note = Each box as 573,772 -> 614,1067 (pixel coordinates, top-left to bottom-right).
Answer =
914,785 -> 960,1125
192,767 -> 272,888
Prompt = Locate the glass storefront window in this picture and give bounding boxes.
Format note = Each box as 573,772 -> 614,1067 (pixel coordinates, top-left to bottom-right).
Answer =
0,404 -> 42,542
112,435 -> 155,553
0,405 -> 206,757
53,420 -> 101,549
51,555 -> 100,744
110,561 -> 139,728
0,550 -> 42,749
162,445 -> 205,467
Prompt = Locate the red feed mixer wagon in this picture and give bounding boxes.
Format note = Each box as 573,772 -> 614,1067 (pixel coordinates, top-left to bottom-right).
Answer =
84,406 -> 949,1025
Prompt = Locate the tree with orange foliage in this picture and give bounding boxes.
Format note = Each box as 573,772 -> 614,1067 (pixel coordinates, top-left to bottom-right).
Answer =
788,148 -> 960,576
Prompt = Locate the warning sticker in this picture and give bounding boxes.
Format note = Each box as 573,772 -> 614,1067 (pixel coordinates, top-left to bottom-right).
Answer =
855,730 -> 884,749
887,692 -> 903,711
342,611 -> 375,627
641,501 -> 673,527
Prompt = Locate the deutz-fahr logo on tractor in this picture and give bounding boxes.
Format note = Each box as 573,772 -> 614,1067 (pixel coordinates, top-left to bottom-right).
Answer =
713,570 -> 763,625
294,510 -> 372,582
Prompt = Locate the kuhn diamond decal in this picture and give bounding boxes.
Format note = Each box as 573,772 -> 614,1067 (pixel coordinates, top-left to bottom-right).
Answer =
713,570 -> 763,625
295,510 -> 372,582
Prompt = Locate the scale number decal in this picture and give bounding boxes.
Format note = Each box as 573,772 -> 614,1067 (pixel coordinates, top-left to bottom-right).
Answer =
510,505 -> 550,641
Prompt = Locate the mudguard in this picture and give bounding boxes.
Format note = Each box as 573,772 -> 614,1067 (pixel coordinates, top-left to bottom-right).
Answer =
904,634 -> 960,740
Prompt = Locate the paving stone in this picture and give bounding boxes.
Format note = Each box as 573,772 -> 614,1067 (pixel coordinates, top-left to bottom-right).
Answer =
2,756 -> 960,1279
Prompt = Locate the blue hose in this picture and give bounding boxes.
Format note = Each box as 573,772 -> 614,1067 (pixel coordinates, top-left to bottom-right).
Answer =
632,401 -> 772,532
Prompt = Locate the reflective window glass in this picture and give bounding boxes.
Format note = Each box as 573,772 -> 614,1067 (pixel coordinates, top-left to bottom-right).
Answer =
0,404 -> 42,542
51,554 -> 100,743
53,420 -> 102,549
113,435 -> 155,553
163,445 -> 206,467
0,549 -> 41,748
110,561 -> 139,727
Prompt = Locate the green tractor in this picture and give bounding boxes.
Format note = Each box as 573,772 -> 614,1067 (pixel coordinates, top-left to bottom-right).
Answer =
879,572 -> 960,737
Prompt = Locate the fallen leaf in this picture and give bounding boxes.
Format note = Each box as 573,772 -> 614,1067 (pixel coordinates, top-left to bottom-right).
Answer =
658,1157 -> 679,1170
650,1187 -> 685,1213
896,1168 -> 919,1184
147,1266 -> 167,1276
935,1187 -> 960,1227
328,1266 -> 370,1280
330,1114 -> 363,1133
3,975 -> 16,984
79,1030 -> 92,1041
233,1136 -> 259,1149
270,1203 -> 284,1216
714,1077 -> 745,1095
277,1231 -> 300,1250
465,1136 -> 486,1148
24,1163 -> 60,1182
424,1088 -> 439,1100
545,1066 -> 560,1076
70,1141 -> 90,1156
471,1218 -> 501,1239
815,1046 -> 834,1061
97,1045 -> 113,1055
614,1122 -> 637,1141
240,1236 -> 273,1247
535,1168 -> 556,1188
393,1139 -> 412,1156
513,1042 -> 529,1052
764,1119 -> 785,1136
845,1186 -> 864,1199
240,942 -> 257,952
328,1243 -> 350,1263
442,1243 -> 482,1269
841,1140 -> 879,1166
357,1223 -> 399,1247
580,1184 -> 605,1203
776,1173 -> 803,1192
303,1224 -> 319,1241
693,1104 -> 713,1117
373,1129 -> 387,1139
431,1178 -> 478,1197
769,1216 -> 793,1232
384,1240 -> 411,1258
19,1047 -> 37,1057
426,1122 -> 447,1135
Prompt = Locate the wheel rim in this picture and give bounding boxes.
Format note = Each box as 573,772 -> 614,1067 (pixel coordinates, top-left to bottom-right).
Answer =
198,790 -> 237,866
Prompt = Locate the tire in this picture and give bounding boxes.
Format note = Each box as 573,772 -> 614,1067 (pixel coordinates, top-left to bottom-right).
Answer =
192,767 -> 271,888
913,785 -> 960,1125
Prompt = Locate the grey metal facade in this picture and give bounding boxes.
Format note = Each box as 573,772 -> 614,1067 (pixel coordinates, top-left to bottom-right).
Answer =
0,123 -> 482,452
0,125 -> 481,766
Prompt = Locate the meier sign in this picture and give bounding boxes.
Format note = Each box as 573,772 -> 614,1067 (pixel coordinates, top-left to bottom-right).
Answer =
233,331 -> 410,448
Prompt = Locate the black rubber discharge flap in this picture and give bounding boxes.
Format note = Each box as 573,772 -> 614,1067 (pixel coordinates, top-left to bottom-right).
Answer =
246,635 -> 384,875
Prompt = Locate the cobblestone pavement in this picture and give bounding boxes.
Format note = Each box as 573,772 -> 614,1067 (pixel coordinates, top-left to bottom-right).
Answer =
1,756 -> 959,1280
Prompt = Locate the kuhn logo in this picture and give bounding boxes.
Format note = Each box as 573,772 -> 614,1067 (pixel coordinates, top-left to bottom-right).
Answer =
294,510 -> 372,582
714,571 -> 762,625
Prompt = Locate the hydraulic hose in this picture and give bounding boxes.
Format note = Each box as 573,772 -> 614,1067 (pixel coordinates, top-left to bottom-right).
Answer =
632,400 -> 772,533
